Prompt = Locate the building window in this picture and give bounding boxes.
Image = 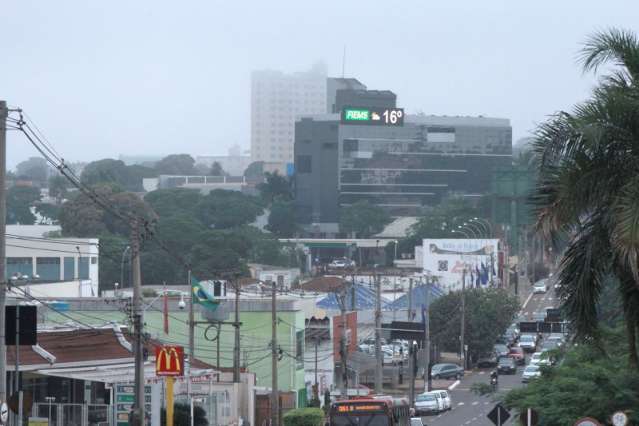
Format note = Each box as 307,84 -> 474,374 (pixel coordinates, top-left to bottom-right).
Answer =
7,257 -> 32,279
297,155 -> 312,173
36,257 -> 61,281
64,257 -> 75,280
79,258 -> 89,280
296,330 -> 305,370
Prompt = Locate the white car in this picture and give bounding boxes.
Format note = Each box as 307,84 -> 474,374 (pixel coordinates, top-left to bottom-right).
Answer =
433,390 -> 451,411
329,258 -> 355,268
424,391 -> 446,412
414,392 -> 441,415
522,364 -> 541,382
529,351 -> 551,366
519,334 -> 537,352
533,280 -> 548,294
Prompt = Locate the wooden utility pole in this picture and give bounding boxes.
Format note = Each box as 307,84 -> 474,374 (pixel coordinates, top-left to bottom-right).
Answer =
0,100 -> 8,404
233,280 -> 240,383
131,218 -> 145,425
460,268 -> 466,370
407,277 -> 413,320
339,286 -> 348,397
271,281 -> 279,426
374,272 -> 382,394
188,269 -> 194,402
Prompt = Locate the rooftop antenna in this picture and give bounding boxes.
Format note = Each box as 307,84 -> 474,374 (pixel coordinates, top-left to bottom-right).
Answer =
342,45 -> 346,78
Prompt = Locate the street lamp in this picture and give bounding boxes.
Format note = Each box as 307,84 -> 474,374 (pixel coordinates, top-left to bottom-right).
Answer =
120,246 -> 131,289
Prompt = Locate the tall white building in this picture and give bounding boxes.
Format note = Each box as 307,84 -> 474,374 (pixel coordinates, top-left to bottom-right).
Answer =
251,63 -> 327,167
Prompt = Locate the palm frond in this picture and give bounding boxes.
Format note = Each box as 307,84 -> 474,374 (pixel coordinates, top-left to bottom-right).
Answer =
579,28 -> 639,79
611,176 -> 639,284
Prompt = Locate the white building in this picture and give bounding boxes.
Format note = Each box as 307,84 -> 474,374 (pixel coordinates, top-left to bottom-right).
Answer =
196,145 -> 252,176
251,63 -> 327,168
6,225 -> 99,296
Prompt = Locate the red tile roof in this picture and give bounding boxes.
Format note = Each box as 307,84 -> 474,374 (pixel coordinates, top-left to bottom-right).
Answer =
300,276 -> 346,293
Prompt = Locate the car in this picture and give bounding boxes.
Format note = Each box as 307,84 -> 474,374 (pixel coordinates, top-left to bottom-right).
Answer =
477,351 -> 498,367
328,258 -> 355,268
411,418 -> 426,426
522,364 -> 541,382
530,351 -> 552,366
493,344 -> 509,358
533,280 -> 548,294
507,325 -> 521,340
414,393 -> 441,415
519,334 -> 537,352
424,391 -> 446,412
532,311 -> 546,321
507,347 -> 526,365
432,390 -> 451,411
497,356 -> 517,374
430,363 -> 464,380
541,340 -> 560,352
546,334 -> 565,347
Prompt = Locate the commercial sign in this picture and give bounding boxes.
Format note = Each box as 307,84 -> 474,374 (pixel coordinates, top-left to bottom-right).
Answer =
422,239 -> 499,292
114,383 -> 160,426
155,345 -> 184,377
341,106 -> 404,126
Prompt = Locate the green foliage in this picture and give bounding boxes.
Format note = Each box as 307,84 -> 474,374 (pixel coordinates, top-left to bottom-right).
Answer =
97,233 -> 129,290
339,200 -> 391,238
470,382 -> 495,396
258,171 -> 293,204
35,203 -> 60,223
154,154 -> 197,175
16,157 -> 49,183
503,328 -> 639,425
267,199 -> 297,237
161,403 -> 207,426
48,175 -> 70,202
209,161 -> 226,176
196,189 -> 263,229
81,159 -> 156,192
144,188 -> 201,218
7,186 -> 41,224
244,161 -> 264,179
430,288 -> 519,362
283,407 -> 324,426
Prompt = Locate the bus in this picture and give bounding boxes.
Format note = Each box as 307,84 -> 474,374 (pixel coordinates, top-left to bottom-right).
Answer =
329,396 -> 410,426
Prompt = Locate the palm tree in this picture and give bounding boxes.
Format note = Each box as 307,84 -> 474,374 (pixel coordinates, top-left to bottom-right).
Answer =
532,28 -> 639,368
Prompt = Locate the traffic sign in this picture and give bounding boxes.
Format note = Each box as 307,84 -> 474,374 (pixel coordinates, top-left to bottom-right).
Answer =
155,345 -> 184,376
487,403 -> 510,426
574,418 -> 601,426
611,412 -> 628,426
0,402 -> 8,424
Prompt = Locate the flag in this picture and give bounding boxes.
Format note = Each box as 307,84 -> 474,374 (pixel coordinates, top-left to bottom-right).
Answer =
163,285 -> 169,334
481,263 -> 489,285
475,265 -> 481,287
191,276 -> 220,311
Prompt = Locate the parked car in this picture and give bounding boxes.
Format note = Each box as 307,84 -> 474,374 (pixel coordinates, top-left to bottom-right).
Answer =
519,334 -> 537,352
430,363 -> 464,380
497,357 -> 517,375
329,258 -> 355,268
522,364 -> 541,382
493,344 -> 509,358
508,347 -> 526,365
533,280 -> 548,294
432,390 -> 451,411
477,352 -> 498,367
414,393 -> 441,415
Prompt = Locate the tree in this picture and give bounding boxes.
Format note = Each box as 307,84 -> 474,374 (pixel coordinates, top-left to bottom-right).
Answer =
161,403 -> 207,426
244,161 -> 264,179
257,171 -> 292,204
531,28 -> 639,367
144,188 -> 202,219
7,186 -> 41,224
267,199 -> 297,237
15,157 -> 50,183
430,288 -> 519,363
35,203 -> 60,223
48,175 -> 70,203
196,189 -> 263,230
209,161 -> 226,176
154,154 -> 197,175
81,159 -> 156,192
339,200 -> 391,238
503,328 -> 639,425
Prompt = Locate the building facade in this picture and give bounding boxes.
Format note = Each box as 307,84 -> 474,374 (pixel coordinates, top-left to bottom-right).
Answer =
251,63 -> 328,167
294,114 -> 512,231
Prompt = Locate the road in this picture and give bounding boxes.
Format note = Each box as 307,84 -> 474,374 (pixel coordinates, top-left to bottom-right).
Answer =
422,285 -> 557,426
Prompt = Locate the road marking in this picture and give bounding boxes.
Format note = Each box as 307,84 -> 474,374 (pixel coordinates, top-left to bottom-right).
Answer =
479,371 -> 485,375
458,402 -> 465,406
522,292 -> 534,309
465,421 -> 471,425
472,402 -> 479,406
472,418 -> 477,422
484,402 -> 489,405
448,380 -> 460,390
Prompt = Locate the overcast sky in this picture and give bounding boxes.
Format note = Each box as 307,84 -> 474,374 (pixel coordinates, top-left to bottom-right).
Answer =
2,0 -> 637,169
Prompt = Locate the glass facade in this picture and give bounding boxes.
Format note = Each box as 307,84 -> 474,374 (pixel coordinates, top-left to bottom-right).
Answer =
64,257 -> 75,280
6,257 -> 33,279
36,257 -> 61,281
79,258 -> 89,280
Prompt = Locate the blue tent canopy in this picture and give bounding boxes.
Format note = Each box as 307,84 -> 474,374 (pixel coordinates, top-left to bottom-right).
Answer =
386,284 -> 444,310
316,283 -> 390,310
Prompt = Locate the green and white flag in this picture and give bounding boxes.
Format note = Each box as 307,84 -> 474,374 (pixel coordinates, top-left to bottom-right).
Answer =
191,276 -> 220,311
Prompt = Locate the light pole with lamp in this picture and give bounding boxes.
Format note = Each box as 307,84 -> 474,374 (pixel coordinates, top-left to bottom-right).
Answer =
120,246 -> 131,289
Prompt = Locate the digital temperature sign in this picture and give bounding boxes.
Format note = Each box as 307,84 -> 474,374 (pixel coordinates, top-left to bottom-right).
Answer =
341,106 -> 404,126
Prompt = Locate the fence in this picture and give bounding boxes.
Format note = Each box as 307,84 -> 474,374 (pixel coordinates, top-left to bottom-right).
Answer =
32,403 -> 112,426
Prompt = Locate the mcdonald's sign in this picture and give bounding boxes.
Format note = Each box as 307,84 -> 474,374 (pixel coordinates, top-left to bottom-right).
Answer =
155,345 -> 184,376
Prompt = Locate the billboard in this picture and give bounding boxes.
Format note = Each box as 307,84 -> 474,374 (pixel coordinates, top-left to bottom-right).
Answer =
422,239 -> 499,292
155,345 -> 185,376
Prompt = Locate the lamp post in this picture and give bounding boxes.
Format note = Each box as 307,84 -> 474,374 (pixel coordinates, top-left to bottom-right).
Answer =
120,246 -> 131,289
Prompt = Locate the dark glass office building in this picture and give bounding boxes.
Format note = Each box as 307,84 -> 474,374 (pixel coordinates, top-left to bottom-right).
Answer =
294,111 -> 512,232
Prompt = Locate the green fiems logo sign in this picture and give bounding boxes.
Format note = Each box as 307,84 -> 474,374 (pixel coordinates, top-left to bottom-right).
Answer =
344,108 -> 370,121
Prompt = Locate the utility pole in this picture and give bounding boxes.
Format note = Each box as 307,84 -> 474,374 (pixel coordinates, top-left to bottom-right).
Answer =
374,272 -> 382,394
188,269 -> 194,403
131,218 -> 145,425
339,286 -> 348,397
423,276 -> 431,392
408,342 -> 416,408
271,281 -> 279,426
407,277 -> 413,320
313,337 -> 319,402
460,268 -> 466,370
233,280 -> 240,383
0,100 -> 8,405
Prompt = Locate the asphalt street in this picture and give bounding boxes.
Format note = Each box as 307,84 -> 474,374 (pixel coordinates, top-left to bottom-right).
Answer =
422,285 -> 558,426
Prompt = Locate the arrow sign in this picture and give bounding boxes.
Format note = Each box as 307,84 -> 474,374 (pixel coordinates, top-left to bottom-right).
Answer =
0,402 -> 8,424
487,403 -> 511,426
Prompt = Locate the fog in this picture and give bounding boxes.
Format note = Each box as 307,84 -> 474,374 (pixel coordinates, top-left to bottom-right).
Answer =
2,0 -> 637,167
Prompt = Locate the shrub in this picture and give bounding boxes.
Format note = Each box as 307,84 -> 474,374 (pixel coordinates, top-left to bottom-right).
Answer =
283,407 -> 324,426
